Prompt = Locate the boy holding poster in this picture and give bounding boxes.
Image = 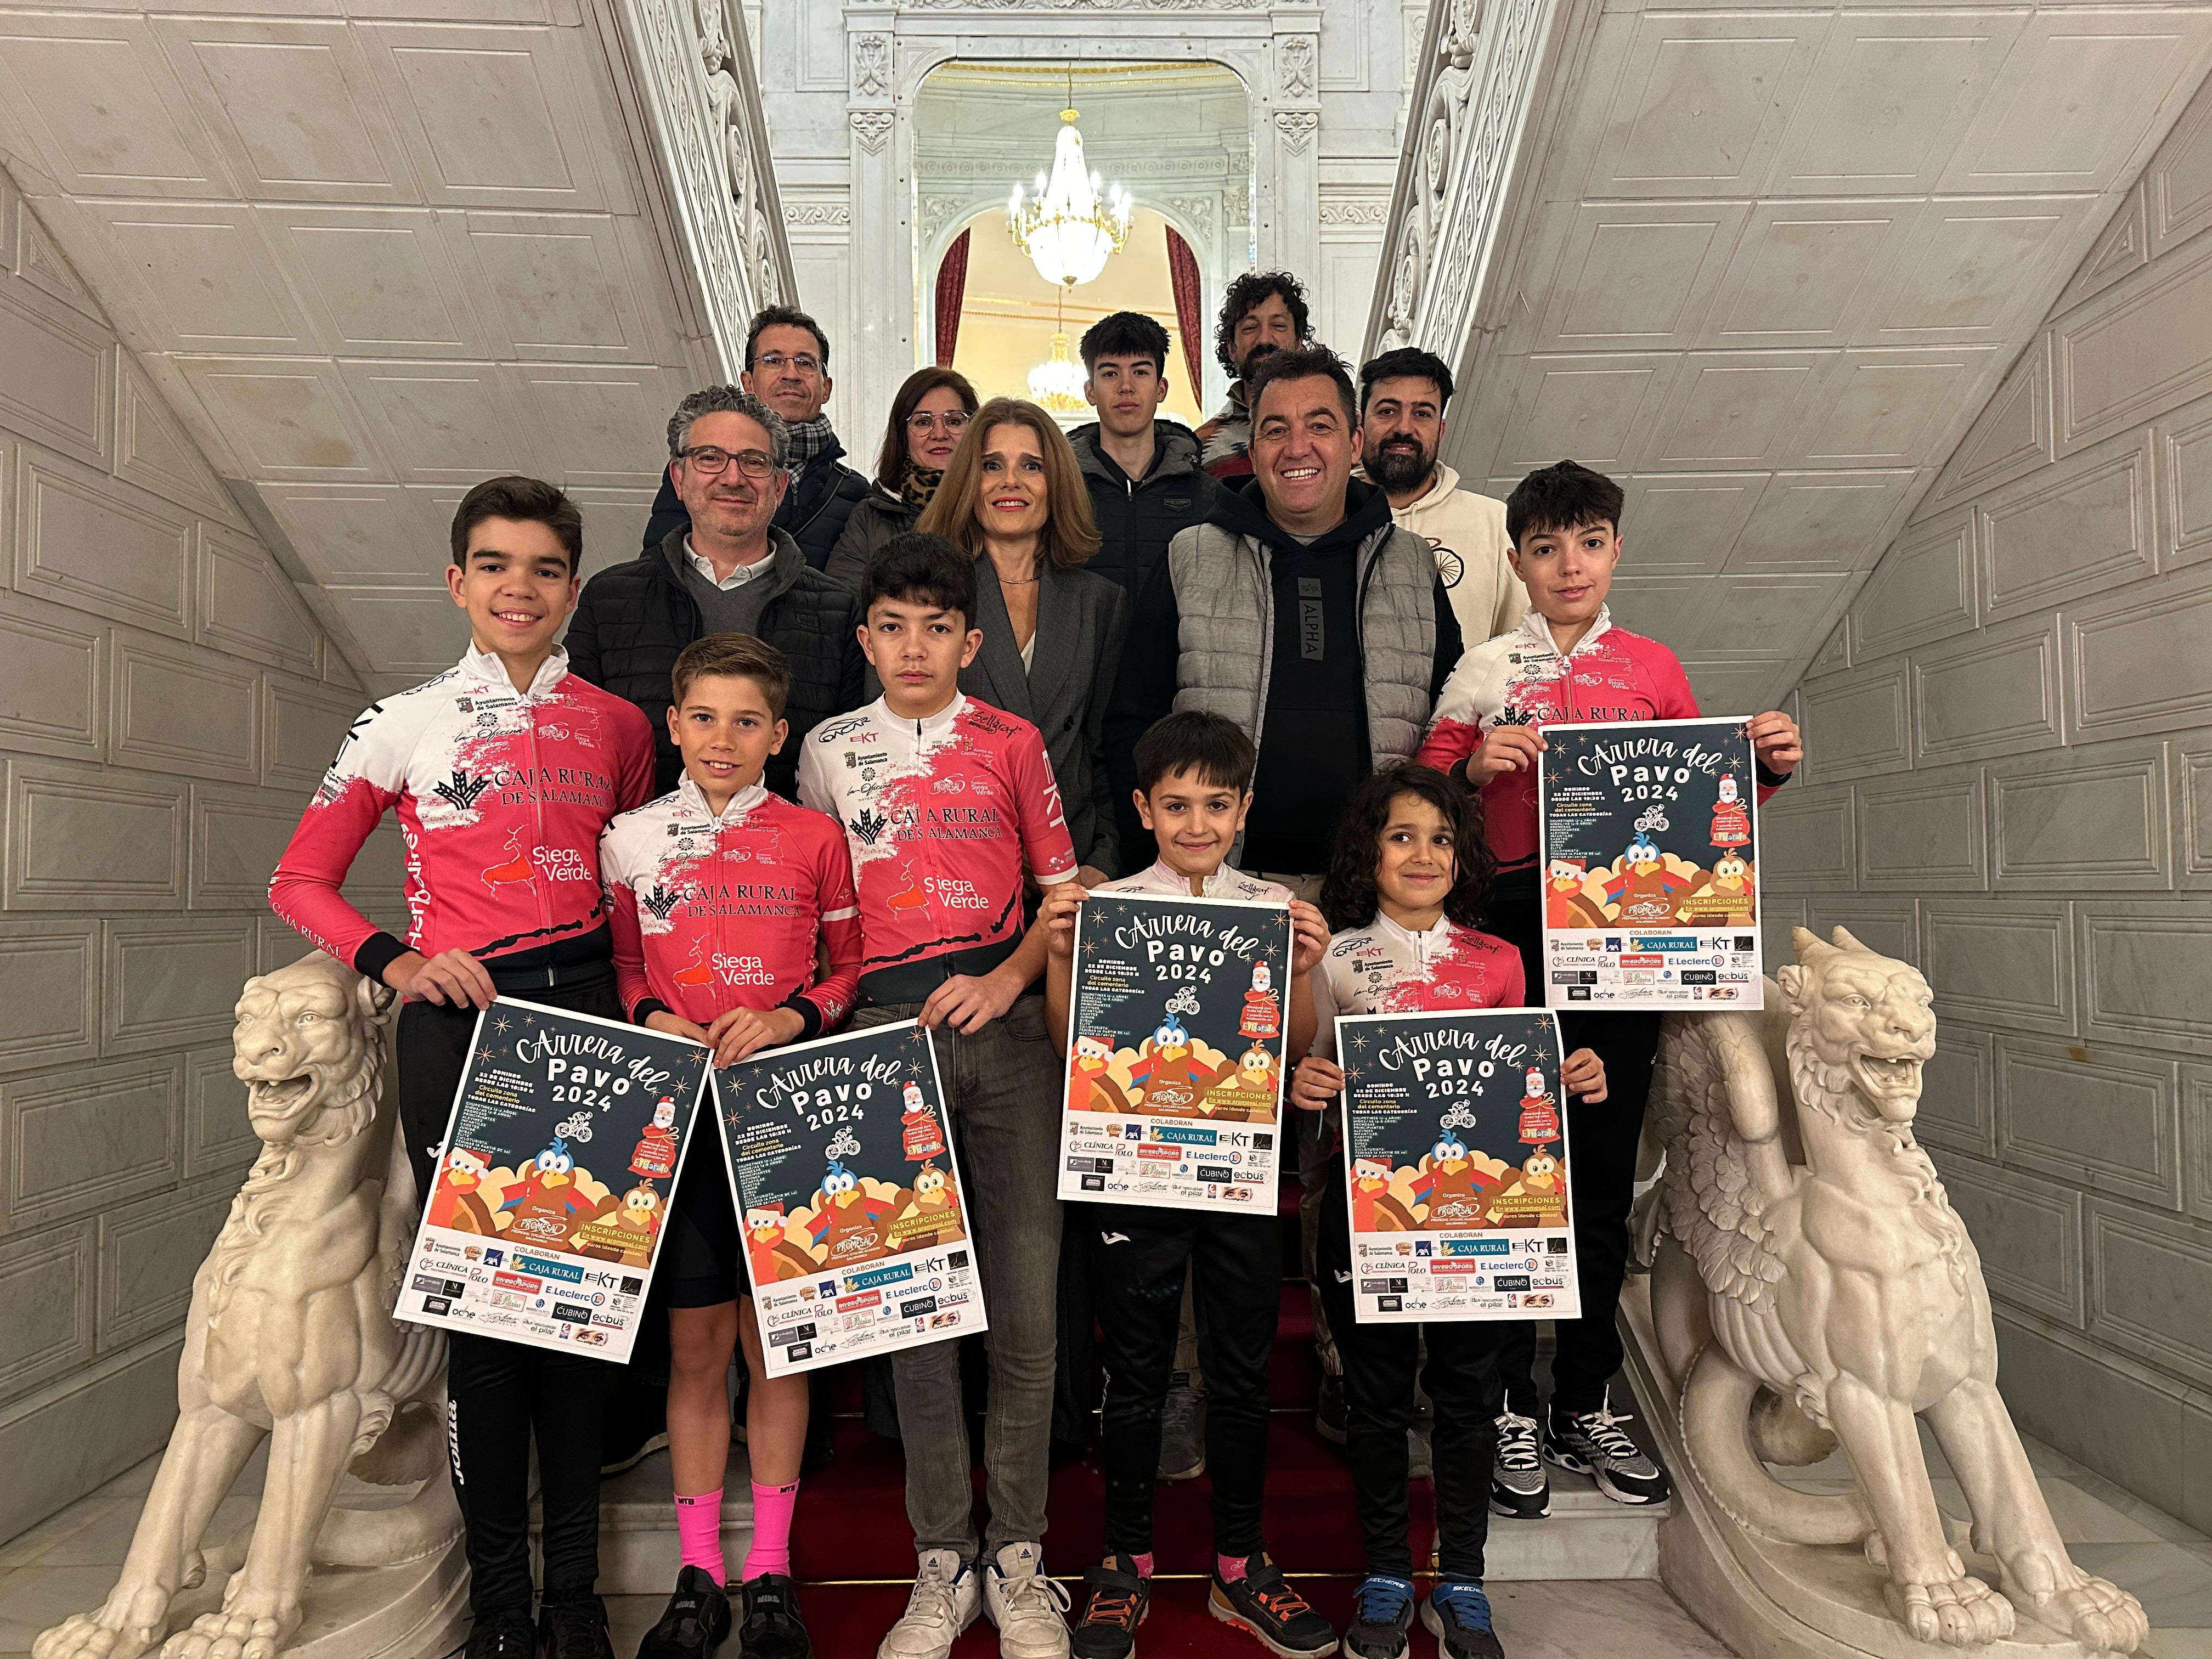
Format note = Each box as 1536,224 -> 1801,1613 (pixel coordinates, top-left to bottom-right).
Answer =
1412,462 -> 1801,1530
269,478 -> 654,1659
797,535 -> 1080,1659
600,635 -> 863,1659
1039,712 -> 1336,1659
1287,768 -> 1605,1659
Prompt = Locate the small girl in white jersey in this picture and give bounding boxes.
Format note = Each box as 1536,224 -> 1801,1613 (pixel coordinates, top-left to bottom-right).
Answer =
1286,765 -> 1605,1659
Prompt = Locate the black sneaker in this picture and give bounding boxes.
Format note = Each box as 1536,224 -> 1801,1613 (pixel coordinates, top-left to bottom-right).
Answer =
1340,1573 -> 1417,1659
465,1611 -> 537,1659
735,1573 -> 810,1659
1421,1581 -> 1504,1659
1489,1410 -> 1550,1519
1313,1374 -> 1347,1446
633,1567 -> 729,1659
1545,1393 -> 1671,1505
1070,1555 -> 1150,1659
539,1594 -> 616,1659
1207,1553 -> 1335,1656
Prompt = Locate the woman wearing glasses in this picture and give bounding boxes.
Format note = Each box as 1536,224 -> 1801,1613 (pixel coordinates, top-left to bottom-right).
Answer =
825,366 -> 979,591
915,396 -> 1128,887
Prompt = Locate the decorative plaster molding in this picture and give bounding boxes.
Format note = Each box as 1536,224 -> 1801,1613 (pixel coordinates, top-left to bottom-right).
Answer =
1319,197 -> 1389,225
1273,110 -> 1318,153
851,110 -> 896,153
1277,36 -> 1317,100
917,193 -> 972,245
900,0 -> 1270,9
1165,193 -> 1217,239
783,200 -> 853,227
852,33 -> 891,97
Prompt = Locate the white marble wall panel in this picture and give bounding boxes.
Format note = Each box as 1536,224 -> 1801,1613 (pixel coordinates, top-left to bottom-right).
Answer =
1977,428 -> 2157,622
261,672 -> 366,791
0,918 -> 97,1077
2187,735 -> 2212,884
1939,1152 -> 2084,1327
96,1177 -> 234,1350
100,918 -> 257,1057
1911,614 -> 2063,765
1756,785 -> 1854,889
0,1221 -> 92,1401
2086,1200 -> 2212,1389
189,783 -> 306,910
0,286 -> 112,467
2188,1068 -> 2212,1221
2064,564 -> 2212,743
1924,899 -> 2075,1034
0,1057 -> 184,1235
2078,900 -> 2212,1059
1916,1019 -> 1995,1156
109,629 -> 260,786
1989,741 -> 2170,889
2055,226 -> 2212,454
1996,1035 -> 2182,1209
1803,897 -> 1919,967
2164,391 -> 2212,569
1797,659 -> 1910,781
15,444 -> 193,637
1928,342 -> 2051,507
0,590 -> 104,764
115,357 -> 242,526
6,758 -> 186,912
1849,510 -> 1978,659
197,527 -> 319,675
1855,769 -> 1988,889
183,1045 -> 258,1180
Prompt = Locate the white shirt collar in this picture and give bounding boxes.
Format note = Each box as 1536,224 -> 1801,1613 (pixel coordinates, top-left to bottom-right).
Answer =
683,536 -> 774,591
461,642 -> 569,697
1136,860 -> 1246,898
676,776 -> 768,823
1518,605 -> 1613,658
871,691 -> 967,737
1374,910 -> 1453,950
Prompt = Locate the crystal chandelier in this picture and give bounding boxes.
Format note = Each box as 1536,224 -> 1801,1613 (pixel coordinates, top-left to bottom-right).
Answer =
1007,70 -> 1131,290
1027,290 -> 1088,414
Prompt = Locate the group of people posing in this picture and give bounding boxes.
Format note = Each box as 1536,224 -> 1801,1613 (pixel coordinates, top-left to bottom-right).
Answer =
267,274 -> 1804,1659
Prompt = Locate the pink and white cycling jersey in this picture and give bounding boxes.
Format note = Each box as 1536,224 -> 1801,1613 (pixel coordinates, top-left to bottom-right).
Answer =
1417,608 -> 1759,872
270,645 -> 654,977
1094,860 -> 1292,904
797,695 -> 1077,977
1309,914 -> 1525,1063
600,778 -> 863,1036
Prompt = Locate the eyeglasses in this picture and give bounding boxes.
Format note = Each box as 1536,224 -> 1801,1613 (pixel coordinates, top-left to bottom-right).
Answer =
679,446 -> 777,479
907,411 -> 971,435
754,351 -> 822,375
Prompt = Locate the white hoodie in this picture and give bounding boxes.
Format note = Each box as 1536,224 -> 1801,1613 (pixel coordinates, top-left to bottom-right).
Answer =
1376,463 -> 1527,645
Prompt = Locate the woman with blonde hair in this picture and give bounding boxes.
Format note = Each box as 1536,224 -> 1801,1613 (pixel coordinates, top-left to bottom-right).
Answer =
915,396 -> 1127,883
825,365 -> 978,589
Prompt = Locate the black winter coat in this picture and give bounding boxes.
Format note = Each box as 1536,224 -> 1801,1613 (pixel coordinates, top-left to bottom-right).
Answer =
1067,420 -> 1219,598
641,440 -> 873,572
566,528 -> 864,801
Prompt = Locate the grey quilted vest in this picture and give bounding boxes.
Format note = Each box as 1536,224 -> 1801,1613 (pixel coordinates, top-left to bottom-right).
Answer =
1166,515 -> 1438,770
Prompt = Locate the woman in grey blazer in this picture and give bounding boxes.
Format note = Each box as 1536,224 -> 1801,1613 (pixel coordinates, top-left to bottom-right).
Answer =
916,396 -> 1128,883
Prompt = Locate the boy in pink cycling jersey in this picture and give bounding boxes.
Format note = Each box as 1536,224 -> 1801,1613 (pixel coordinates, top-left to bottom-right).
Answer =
1415,460 -> 1803,1522
601,634 -> 862,1659
797,534 -> 1080,1659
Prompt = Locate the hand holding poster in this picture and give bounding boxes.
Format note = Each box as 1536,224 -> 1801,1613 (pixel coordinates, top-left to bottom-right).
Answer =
714,1020 -> 985,1379
1338,1009 -> 1578,1324
1537,716 -> 1764,1010
1058,892 -> 1293,1212
400,997 -> 710,1361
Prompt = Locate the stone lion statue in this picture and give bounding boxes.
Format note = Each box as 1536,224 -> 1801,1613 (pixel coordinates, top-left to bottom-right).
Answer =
36,953 -> 459,1659
1639,926 -> 2148,1654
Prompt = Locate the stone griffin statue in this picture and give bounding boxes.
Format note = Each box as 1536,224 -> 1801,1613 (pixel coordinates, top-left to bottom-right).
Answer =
1639,927 -> 2148,1655
36,954 -> 459,1659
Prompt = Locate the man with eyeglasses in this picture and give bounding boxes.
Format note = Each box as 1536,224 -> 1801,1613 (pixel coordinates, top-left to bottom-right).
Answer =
571,385 -> 864,800
642,305 -> 873,572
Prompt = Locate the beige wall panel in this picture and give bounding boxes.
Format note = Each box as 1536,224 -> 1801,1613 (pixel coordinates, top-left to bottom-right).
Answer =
1977,428 -> 2156,622
109,629 -> 259,784
1940,1152 -> 2084,1326
0,1221 -> 93,1401
14,444 -> 191,637
2078,900 -> 2212,1059
5,758 -> 185,912
197,528 -> 318,675
100,917 -> 256,1056
2087,1200 -> 2212,1388
0,285 -> 111,467
1798,661 -> 1910,782
1757,785 -> 1854,889
183,1044 -> 257,1179
1925,899 -> 2075,1034
1916,1019 -> 1995,1156
1912,614 -> 2063,765
0,1056 -> 182,1233
1997,1034 -> 2182,1210
1850,511 -> 1978,659
0,918 -> 97,1077
1989,742 -> 2170,889
97,1177 -> 233,1349
2065,565 -> 2212,743
0,590 -> 104,763
1855,769 -> 1988,889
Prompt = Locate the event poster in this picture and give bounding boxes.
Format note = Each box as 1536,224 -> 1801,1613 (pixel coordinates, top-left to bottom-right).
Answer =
1058,892 -> 1294,1212
714,1019 -> 986,1379
1337,1008 -> 1578,1324
1536,716 -> 1764,1011
399,997 -> 710,1362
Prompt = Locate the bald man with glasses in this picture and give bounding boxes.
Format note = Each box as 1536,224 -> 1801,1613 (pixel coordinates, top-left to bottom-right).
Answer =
568,384 -> 865,800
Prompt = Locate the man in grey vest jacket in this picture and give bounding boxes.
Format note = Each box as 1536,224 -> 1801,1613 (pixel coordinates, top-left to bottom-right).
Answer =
1105,345 -> 1464,1432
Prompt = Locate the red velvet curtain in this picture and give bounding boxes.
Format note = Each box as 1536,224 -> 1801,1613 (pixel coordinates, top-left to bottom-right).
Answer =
1165,227 -> 1205,393
934,229 -> 970,364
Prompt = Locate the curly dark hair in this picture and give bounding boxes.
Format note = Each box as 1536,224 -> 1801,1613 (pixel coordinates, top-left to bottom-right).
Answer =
1214,270 -> 1312,377
1318,766 -> 1496,933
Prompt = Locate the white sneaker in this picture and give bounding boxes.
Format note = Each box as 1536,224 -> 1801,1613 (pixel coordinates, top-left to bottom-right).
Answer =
877,1548 -> 981,1659
981,1541 -> 1071,1658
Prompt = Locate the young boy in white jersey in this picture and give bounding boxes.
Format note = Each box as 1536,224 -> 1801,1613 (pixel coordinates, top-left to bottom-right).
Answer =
1286,766 -> 1606,1659
1040,711 -> 1335,1659
1415,460 -> 1802,1521
270,477 -> 656,1659
601,635 -> 864,1659
797,535 -> 1080,1659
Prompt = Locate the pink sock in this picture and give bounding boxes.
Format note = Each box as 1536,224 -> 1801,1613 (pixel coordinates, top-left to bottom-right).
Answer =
674,1488 -> 726,1582
1131,1553 -> 1155,1579
741,1480 -> 799,1581
1217,1553 -> 1249,1583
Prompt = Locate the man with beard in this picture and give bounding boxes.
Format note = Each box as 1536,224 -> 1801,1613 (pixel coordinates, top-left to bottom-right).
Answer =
1194,271 -> 1313,479
639,304 -> 871,571
1357,347 -> 1526,647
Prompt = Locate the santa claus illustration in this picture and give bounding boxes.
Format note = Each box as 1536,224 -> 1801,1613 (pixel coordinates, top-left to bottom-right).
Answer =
1709,773 -> 1752,851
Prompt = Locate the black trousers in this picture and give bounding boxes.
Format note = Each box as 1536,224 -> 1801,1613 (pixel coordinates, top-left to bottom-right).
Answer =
1316,1184 -> 1499,1579
1485,871 -> 1661,1417
1088,1204 -> 1280,1556
398,976 -> 625,1618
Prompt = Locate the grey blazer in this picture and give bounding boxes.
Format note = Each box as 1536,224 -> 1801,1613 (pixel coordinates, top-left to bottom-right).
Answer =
962,556 -> 1128,876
